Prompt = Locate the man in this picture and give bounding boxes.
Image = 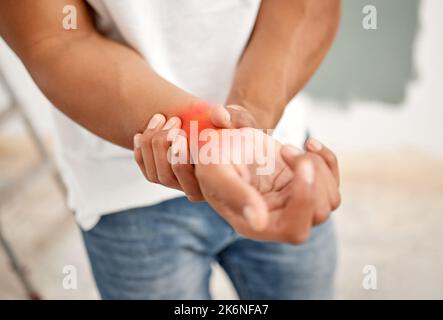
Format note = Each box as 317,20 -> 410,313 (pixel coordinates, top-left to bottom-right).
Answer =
0,0 -> 341,299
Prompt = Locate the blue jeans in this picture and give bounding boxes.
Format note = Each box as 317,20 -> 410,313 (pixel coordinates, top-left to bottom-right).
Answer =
81,197 -> 337,299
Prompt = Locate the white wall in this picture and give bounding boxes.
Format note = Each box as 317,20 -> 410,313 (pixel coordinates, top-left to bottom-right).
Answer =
0,0 -> 441,154
304,0 -> 443,155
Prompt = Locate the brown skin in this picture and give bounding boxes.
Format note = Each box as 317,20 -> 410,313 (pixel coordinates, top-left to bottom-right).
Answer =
195,137 -> 341,243
133,0 -> 342,241
135,124 -> 341,243
0,0 -> 341,243
137,0 -> 341,200
0,0 -> 201,149
226,0 -> 341,129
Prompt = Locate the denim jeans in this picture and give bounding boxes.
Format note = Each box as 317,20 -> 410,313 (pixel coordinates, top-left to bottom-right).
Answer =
81,197 -> 337,299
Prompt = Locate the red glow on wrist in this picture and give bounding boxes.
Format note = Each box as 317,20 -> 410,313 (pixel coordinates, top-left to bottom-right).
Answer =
178,102 -> 217,139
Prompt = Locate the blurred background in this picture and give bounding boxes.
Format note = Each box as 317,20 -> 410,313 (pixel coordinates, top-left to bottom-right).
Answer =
0,0 -> 442,299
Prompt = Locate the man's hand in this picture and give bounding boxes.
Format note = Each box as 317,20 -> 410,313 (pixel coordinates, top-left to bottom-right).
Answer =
135,116 -> 341,244
133,106 -> 257,201
193,131 -> 340,244
211,104 -> 257,129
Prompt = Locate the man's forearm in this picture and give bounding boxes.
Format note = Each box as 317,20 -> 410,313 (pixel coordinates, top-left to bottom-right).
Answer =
25,34 -> 200,148
227,0 -> 341,129
0,0 -> 200,149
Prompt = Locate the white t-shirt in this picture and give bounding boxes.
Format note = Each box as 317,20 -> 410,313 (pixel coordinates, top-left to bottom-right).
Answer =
53,0 -> 306,230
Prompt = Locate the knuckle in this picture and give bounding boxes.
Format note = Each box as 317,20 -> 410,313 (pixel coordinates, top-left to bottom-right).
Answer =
289,230 -> 311,244
145,169 -> 159,183
187,194 -> 204,202
139,135 -> 150,148
325,152 -> 338,165
146,174 -> 158,184
172,163 -> 190,174
314,207 -> 332,225
297,185 -> 314,203
331,191 -> 342,210
151,132 -> 168,149
158,174 -> 175,186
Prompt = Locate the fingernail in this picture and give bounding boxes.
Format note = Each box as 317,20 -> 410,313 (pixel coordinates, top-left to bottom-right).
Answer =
300,161 -> 315,185
284,145 -> 302,157
226,104 -> 243,111
163,117 -> 179,130
147,114 -> 164,129
308,138 -> 322,151
133,134 -> 141,149
243,206 -> 267,231
221,106 -> 231,123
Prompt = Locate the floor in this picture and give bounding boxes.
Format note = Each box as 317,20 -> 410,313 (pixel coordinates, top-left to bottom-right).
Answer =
1,134 -> 442,299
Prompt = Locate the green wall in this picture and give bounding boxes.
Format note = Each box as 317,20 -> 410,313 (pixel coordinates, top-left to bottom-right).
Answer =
304,0 -> 420,105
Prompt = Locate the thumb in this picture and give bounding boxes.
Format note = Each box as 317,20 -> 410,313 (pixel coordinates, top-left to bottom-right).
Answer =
280,145 -> 303,169
210,105 -> 257,129
210,105 -> 232,128
226,105 -> 257,128
196,164 -> 269,231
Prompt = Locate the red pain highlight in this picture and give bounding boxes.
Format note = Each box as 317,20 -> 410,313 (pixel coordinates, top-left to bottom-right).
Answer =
177,102 -> 217,139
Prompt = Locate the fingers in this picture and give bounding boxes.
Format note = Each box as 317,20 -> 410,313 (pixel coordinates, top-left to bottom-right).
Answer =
134,114 -> 205,199
210,104 -> 257,129
170,134 -> 204,201
133,133 -> 147,179
196,163 -> 269,231
311,161 -> 334,225
305,137 -> 340,186
226,105 -> 257,128
305,137 -> 341,210
280,158 -> 316,243
281,145 -> 338,232
152,117 -> 181,189
140,114 -> 166,182
210,105 -> 231,128
318,157 -> 341,211
280,145 -> 304,169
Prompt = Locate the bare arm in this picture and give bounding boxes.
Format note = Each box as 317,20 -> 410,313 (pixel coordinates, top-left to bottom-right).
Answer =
227,0 -> 341,129
0,0 -> 200,149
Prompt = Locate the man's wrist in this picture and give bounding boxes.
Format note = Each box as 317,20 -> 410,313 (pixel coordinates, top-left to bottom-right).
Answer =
226,95 -> 283,130
177,101 -> 217,137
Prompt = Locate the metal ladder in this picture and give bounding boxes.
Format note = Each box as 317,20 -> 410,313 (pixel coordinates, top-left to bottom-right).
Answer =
0,71 -> 67,300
